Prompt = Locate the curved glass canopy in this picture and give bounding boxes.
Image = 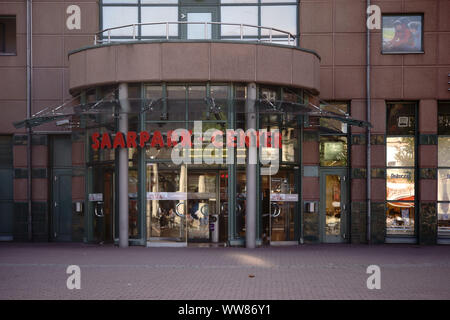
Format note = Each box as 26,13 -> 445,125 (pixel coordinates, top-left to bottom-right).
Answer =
14,96 -> 371,130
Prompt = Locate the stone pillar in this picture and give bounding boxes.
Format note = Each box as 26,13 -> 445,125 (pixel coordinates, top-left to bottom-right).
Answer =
245,83 -> 257,249
118,83 -> 130,248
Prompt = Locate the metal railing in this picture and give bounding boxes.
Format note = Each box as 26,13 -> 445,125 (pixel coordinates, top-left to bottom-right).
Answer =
94,21 -> 296,46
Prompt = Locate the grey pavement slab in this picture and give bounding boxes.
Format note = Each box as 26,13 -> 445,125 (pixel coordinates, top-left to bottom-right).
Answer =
0,243 -> 449,300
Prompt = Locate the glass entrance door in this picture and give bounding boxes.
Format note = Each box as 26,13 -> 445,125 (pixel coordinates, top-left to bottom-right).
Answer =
180,6 -> 219,40
320,169 -> 348,243
262,171 -> 298,244
91,165 -> 114,244
146,163 -> 188,245
187,172 -> 218,242
146,164 -> 227,245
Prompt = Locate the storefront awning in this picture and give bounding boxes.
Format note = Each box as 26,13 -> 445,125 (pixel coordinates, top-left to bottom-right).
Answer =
13,92 -> 372,130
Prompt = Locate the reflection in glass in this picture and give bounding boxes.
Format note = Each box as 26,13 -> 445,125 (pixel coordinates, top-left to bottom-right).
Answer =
187,173 -> 217,241
146,164 -> 187,241
236,172 -> 246,238
325,175 -> 341,236
104,0 -> 138,4
221,7 -> 258,36
386,137 -> 415,167
282,128 -> 297,162
102,7 -> 138,36
261,6 -> 297,35
221,0 -> 257,3
142,0 -> 178,3
438,137 -> 450,167
265,172 -> 295,242
144,122 -> 186,160
387,103 -> 415,135
438,203 -> 450,237
319,103 -> 348,134
209,85 -> 228,121
438,102 -> 450,135
167,86 -> 186,121
319,136 -> 347,166
386,202 -> 415,236
438,169 -> 450,202
129,169 -> 139,238
386,168 -> 414,201
188,86 -> 206,120
187,13 -> 212,39
141,7 -> 178,36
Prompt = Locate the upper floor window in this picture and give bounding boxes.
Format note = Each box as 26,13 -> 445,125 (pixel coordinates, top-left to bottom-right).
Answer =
438,101 -> 450,238
319,102 -> 349,167
381,14 -> 424,54
386,102 -> 417,237
100,0 -> 298,45
0,16 -> 16,55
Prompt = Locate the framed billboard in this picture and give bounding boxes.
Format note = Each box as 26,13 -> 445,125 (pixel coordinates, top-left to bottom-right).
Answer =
382,14 -> 424,54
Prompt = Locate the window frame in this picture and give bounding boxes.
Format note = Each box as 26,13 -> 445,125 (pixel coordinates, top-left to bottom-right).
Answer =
381,13 -> 424,55
437,101 -> 450,239
385,101 -> 418,238
99,0 -> 299,46
0,15 -> 17,56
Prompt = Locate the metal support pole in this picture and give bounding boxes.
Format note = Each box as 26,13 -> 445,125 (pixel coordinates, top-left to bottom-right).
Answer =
245,83 -> 257,249
26,0 -> 33,241
118,83 -> 130,248
366,0 -> 372,244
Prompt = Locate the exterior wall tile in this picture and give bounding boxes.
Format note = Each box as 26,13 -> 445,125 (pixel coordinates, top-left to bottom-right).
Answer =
300,1 -> 333,33
419,202 -> 437,245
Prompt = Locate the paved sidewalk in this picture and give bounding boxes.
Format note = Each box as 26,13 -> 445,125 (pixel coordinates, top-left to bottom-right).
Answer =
0,243 -> 449,300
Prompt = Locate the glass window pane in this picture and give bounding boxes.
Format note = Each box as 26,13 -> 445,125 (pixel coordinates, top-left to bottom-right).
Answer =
260,38 -> 297,46
260,87 -> 279,102
438,137 -> 450,167
282,127 -> 298,163
386,202 -> 415,236
103,0 -> 138,3
141,7 -> 179,36
209,86 -> 228,121
145,122 -> 186,160
386,137 -> 415,167
438,102 -> 450,135
438,203 -> 450,237
325,174 -> 342,236
319,102 -> 348,134
187,13 -> 212,39
102,7 -> 138,36
261,0 -> 296,2
261,6 -> 297,36
145,85 -> 163,100
167,86 -> 186,121
386,168 -> 415,201
142,0 -> 178,3
387,102 -> 416,135
221,0 -> 257,3
319,136 -> 348,167
188,86 -> 207,120
221,6 -> 258,36
438,169 -> 450,202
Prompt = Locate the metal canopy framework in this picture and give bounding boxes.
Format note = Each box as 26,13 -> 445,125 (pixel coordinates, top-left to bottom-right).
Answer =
14,93 -> 372,130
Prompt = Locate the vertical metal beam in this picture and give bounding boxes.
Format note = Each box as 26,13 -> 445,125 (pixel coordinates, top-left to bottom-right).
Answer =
366,0 -> 372,244
245,83 -> 257,249
26,0 -> 33,241
118,83 -> 130,248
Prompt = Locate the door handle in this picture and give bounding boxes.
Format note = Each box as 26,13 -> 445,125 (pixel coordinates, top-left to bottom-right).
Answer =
271,203 -> 281,218
175,202 -> 185,217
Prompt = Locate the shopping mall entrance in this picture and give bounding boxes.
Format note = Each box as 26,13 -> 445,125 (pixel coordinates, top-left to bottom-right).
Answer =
146,164 -> 228,246
261,170 -> 299,245
319,168 -> 348,243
